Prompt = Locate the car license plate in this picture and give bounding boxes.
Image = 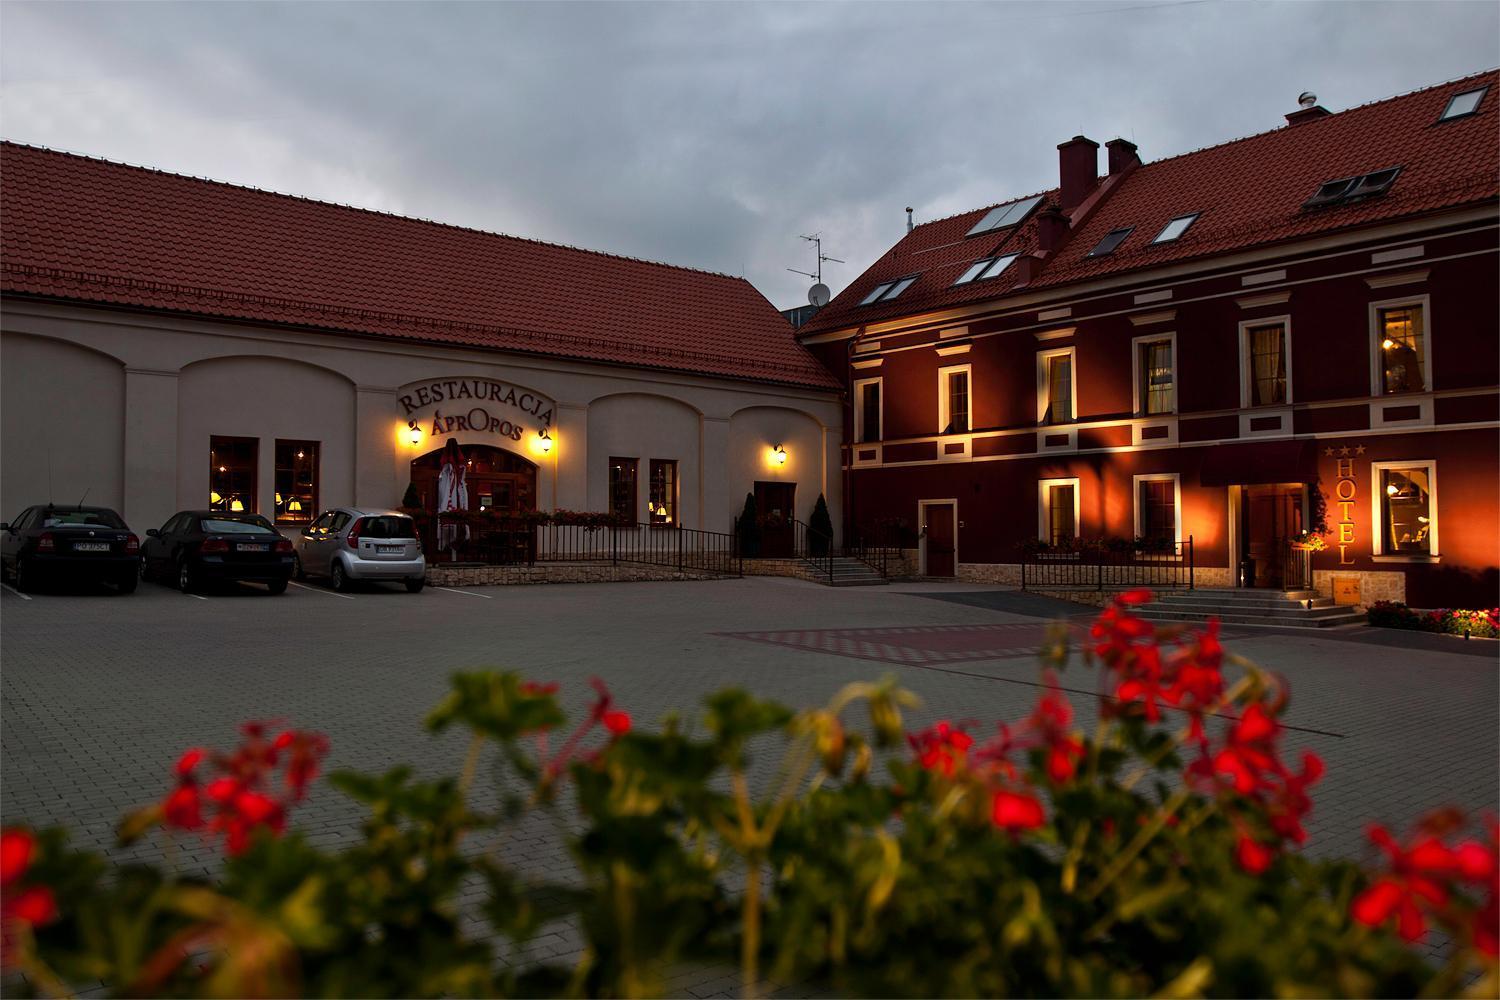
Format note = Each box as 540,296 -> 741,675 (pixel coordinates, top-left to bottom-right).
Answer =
74,541 -> 110,552
377,545 -> 402,554
236,543 -> 269,552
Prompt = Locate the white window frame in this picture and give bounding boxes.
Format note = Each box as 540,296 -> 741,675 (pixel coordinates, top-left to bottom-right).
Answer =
1370,459 -> 1439,559
1035,346 -> 1077,425
1132,473 -> 1183,546
1238,315 -> 1293,408
937,363 -> 973,435
1369,294 -> 1432,397
1037,477 -> 1082,543
1131,331 -> 1178,416
853,377 -> 883,444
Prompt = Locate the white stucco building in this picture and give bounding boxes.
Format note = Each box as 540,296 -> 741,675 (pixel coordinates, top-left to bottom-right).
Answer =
0,143 -> 842,544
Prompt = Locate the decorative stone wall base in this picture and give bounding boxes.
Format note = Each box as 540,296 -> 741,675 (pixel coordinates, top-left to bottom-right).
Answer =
742,558 -> 821,583
1313,569 -> 1405,606
428,561 -> 724,587
1195,567 -> 1233,588
956,563 -> 1022,586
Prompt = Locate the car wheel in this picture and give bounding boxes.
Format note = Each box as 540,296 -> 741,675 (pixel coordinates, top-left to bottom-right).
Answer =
330,561 -> 351,593
13,557 -> 33,593
178,558 -> 197,594
117,571 -> 138,595
294,555 -> 307,581
405,577 -> 425,593
265,578 -> 288,596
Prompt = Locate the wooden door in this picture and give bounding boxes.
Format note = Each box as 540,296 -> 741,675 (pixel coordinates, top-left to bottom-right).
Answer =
755,482 -> 796,558
1244,485 -> 1303,589
923,503 -> 955,577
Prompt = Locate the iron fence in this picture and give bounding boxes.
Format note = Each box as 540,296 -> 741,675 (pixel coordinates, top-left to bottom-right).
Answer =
426,516 -> 741,577
1020,536 -> 1194,591
1283,540 -> 1314,591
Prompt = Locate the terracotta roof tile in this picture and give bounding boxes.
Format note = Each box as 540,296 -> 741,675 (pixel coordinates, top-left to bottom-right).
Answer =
0,142 -> 839,391
801,70 -> 1498,335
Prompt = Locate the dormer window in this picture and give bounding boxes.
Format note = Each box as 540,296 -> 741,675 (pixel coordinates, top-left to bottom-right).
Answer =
858,275 -> 918,306
1151,213 -> 1199,244
1088,227 -> 1134,257
1439,86 -> 1487,121
965,195 -> 1043,237
952,254 -> 1018,286
1303,167 -> 1402,209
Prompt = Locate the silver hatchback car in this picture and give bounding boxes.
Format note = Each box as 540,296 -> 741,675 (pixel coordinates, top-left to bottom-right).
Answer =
294,507 -> 425,592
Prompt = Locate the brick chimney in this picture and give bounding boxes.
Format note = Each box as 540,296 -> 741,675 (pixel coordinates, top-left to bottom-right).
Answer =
1285,105 -> 1330,126
1057,136 -> 1100,213
1105,138 -> 1140,176
1034,204 -> 1070,254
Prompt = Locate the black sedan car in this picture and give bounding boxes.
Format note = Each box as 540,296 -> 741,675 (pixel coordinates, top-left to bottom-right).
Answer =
1,504 -> 141,594
141,510 -> 295,594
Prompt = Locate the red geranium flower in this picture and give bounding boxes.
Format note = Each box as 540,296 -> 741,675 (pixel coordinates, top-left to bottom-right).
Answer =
1235,833 -> 1275,874
1350,823 -> 1461,943
1,828 -> 57,969
602,710 -> 632,735
991,788 -> 1045,832
909,721 -> 973,777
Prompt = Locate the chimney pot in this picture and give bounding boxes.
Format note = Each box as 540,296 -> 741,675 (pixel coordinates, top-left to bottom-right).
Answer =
1285,105 -> 1330,126
1105,138 -> 1140,176
1034,205 -> 1069,253
1057,135 -> 1100,213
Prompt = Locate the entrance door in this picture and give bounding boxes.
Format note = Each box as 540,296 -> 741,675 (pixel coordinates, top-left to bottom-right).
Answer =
754,482 -> 796,558
409,443 -> 538,559
922,502 -> 956,577
1243,484 -> 1303,589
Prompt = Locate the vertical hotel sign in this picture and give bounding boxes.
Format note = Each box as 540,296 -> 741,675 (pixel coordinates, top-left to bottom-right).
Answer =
1332,448 -> 1357,566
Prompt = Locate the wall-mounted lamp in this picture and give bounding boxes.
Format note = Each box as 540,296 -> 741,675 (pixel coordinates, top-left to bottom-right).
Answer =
771,444 -> 787,466
537,430 -> 553,454
407,421 -> 424,446
230,499 -> 245,512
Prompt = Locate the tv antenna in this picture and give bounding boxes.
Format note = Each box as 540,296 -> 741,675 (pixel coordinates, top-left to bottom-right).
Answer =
787,233 -> 842,307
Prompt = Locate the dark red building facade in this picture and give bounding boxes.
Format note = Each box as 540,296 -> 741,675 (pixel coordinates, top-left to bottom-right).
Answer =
799,72 -> 1499,608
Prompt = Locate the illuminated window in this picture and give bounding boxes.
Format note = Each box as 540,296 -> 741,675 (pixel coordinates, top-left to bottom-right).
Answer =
1378,304 -> 1426,394
273,440 -> 318,523
1038,478 -> 1079,546
940,366 -> 970,434
1374,462 -> 1436,556
209,436 -> 257,513
648,460 -> 677,525
1136,337 -> 1175,415
608,457 -> 638,522
1037,348 -> 1075,425
965,195 -> 1043,237
1244,322 -> 1288,406
1151,213 -> 1199,244
1088,227 -> 1134,257
1134,474 -> 1180,547
1439,87 -> 1486,121
854,378 -> 882,443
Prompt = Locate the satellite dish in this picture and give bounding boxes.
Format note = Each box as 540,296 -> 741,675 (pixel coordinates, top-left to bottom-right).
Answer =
808,283 -> 831,307
1298,91 -> 1318,109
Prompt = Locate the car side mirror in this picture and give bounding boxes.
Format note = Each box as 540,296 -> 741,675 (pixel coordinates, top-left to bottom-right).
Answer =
146,528 -> 160,537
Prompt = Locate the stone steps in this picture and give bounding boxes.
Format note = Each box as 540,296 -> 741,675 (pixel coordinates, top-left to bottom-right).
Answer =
807,557 -> 888,587
1138,588 -> 1365,628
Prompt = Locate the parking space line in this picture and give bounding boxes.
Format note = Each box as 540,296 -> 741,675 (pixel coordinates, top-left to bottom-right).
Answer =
433,586 -> 492,599
288,581 -> 355,600
1,584 -> 33,601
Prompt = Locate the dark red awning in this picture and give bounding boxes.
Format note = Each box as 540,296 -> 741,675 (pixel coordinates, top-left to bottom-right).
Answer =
1198,438 -> 1319,487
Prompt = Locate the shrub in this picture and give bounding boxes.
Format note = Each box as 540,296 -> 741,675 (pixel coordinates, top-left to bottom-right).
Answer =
736,492 -> 760,558
808,494 -> 833,557
1367,600 -> 1425,630
402,481 -> 421,508
1368,602 -> 1500,637
3,597 -> 1497,998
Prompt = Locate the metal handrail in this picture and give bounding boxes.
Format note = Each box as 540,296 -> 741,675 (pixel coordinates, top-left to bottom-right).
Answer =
1020,536 -> 1195,591
1283,538 -> 1314,591
847,524 -> 901,579
791,519 -> 835,585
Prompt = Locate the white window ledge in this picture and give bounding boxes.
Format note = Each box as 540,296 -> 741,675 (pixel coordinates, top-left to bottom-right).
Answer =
1371,554 -> 1442,564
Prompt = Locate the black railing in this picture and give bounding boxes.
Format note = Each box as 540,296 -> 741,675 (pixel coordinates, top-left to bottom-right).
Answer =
847,524 -> 903,579
1283,540 -> 1314,591
1020,536 -> 1194,591
791,519 -> 834,585
429,516 -> 741,577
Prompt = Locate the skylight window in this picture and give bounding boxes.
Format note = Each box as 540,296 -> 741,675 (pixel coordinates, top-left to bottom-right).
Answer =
965,195 -> 1044,237
1088,227 -> 1134,257
1151,213 -> 1199,244
859,275 -> 918,306
1302,166 -> 1402,209
952,254 -> 1018,286
1440,86 -> 1487,121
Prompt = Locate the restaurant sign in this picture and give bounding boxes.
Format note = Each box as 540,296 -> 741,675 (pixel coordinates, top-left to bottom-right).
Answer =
399,378 -> 554,443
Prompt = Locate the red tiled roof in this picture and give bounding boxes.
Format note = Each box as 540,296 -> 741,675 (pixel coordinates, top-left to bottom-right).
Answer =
801,70 -> 1498,335
0,142 -> 839,391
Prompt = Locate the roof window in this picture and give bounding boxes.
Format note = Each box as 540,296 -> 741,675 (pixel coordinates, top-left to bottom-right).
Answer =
965,195 -> 1044,237
1302,166 -> 1402,210
859,275 -> 918,306
953,254 -> 1019,286
1088,227 -> 1134,257
1151,213 -> 1199,244
1439,86 -> 1487,121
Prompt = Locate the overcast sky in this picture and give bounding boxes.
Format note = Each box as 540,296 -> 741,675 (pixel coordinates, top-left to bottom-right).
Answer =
3,1 -> 1496,310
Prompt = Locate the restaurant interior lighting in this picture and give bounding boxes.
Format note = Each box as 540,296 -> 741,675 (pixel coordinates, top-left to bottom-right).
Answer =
230,499 -> 245,512
210,491 -> 222,504
288,500 -> 302,512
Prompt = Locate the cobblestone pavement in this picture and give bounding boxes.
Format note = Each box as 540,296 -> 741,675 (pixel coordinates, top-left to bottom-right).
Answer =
3,575 -> 1496,994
